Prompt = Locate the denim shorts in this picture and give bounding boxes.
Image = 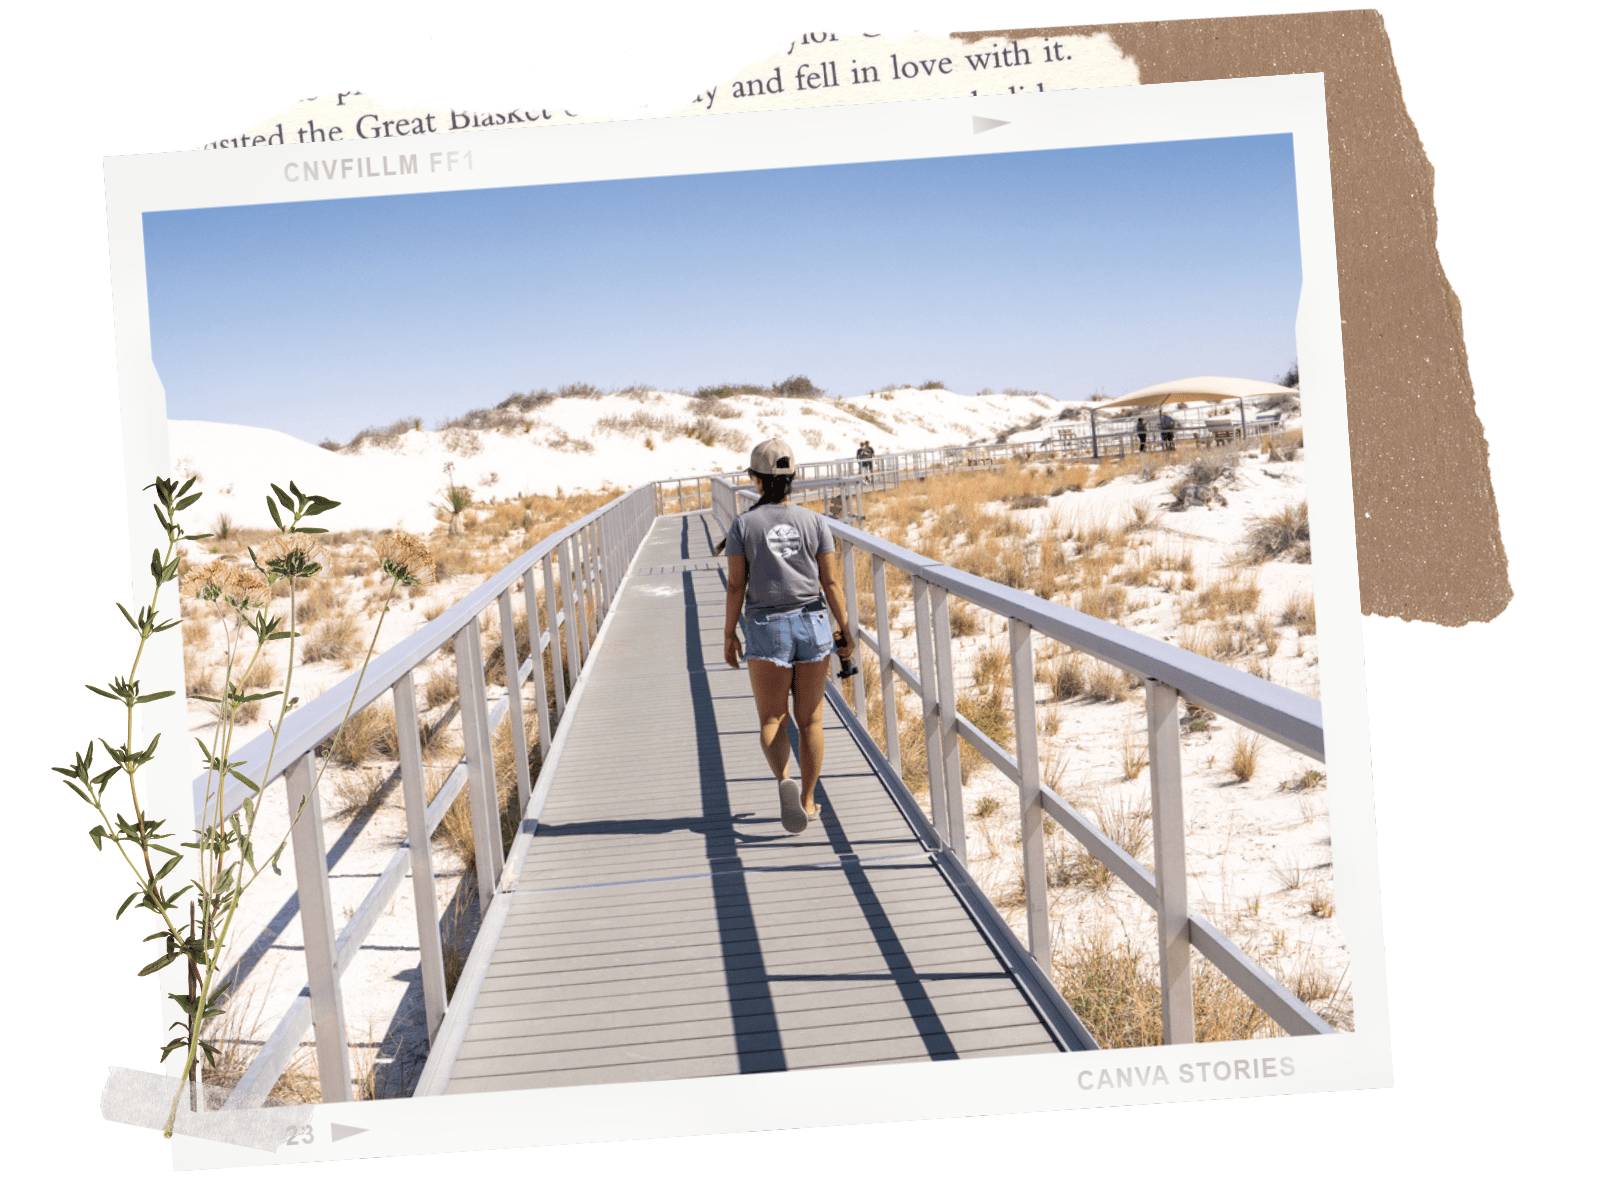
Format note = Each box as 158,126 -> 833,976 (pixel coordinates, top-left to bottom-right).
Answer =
741,605 -> 833,668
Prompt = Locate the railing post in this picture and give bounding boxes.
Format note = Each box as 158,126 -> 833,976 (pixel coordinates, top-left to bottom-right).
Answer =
911,575 -> 948,841
1007,618 -> 1049,965
872,556 -> 900,774
841,540 -> 866,717
497,588 -> 534,815
1146,679 -> 1196,1044
572,532 -> 592,660
392,672 -> 447,1044
932,585 -> 966,865
559,538 -> 583,686
454,624 -> 503,911
284,751 -> 353,1103
543,553 -> 566,717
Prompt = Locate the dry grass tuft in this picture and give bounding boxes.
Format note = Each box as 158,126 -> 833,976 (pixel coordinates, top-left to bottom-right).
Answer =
321,700 -> 395,768
1308,884 -> 1337,919
1121,731 -> 1149,780
1241,501 -> 1311,564
947,599 -> 978,637
971,640 -> 1010,692
1053,927 -> 1285,1047
421,665 -> 459,710
1280,590 -> 1316,636
1036,652 -> 1088,700
1229,731 -> 1263,782
1083,661 -> 1135,703
299,615 -> 360,665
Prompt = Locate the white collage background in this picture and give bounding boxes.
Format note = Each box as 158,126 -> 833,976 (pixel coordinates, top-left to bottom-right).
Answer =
3,1 -> 1588,1195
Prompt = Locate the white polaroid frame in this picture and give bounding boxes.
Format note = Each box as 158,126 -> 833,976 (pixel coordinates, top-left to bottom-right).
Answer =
103,71 -> 1388,1169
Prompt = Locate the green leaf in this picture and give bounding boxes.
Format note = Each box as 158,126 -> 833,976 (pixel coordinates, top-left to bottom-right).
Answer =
115,892 -> 140,919
88,825 -> 106,850
150,548 -> 164,582
303,497 -> 340,515
266,495 -> 284,530
226,767 -> 261,792
154,855 -> 182,881
138,951 -> 180,976
134,690 -> 176,705
270,482 -> 294,510
116,603 -> 140,631
85,684 -> 120,701
296,527 -> 329,535
174,493 -> 201,511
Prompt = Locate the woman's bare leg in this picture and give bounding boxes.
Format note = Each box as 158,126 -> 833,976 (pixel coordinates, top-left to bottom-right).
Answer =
791,659 -> 830,813
747,658 -> 795,782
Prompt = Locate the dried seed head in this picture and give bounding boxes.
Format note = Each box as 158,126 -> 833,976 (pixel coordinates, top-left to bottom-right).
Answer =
374,530 -> 435,585
257,532 -> 328,580
181,561 -> 271,608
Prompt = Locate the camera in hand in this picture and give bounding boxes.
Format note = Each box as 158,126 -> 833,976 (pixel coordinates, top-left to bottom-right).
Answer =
834,630 -> 858,681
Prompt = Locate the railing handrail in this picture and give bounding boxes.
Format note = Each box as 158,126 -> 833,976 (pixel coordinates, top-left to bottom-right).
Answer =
710,474 -> 1334,1042
191,483 -> 655,826
657,417 -> 1298,501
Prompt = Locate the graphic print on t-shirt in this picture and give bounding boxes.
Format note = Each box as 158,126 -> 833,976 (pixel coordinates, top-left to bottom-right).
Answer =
766,523 -> 802,560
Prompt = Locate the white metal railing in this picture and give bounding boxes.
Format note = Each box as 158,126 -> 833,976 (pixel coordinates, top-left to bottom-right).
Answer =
708,477 -> 1332,1043
658,419 -> 1292,514
209,484 -> 658,1107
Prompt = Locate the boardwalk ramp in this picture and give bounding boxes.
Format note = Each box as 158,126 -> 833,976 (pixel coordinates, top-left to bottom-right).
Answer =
425,512 -> 1092,1095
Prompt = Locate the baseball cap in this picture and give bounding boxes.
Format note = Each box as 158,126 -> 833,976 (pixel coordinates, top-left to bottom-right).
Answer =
749,438 -> 796,476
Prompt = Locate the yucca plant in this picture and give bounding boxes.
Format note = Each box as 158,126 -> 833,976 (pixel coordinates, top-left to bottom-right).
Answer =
55,477 -> 434,1136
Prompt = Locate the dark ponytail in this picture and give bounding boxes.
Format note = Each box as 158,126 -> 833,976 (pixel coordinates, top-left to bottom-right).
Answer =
748,470 -> 793,510
714,470 -> 792,555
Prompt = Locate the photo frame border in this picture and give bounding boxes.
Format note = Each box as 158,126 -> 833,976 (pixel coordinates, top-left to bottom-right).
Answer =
101,71 -> 1390,1169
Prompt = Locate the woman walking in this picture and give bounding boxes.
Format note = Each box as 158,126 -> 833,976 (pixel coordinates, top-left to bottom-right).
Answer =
722,439 -> 854,834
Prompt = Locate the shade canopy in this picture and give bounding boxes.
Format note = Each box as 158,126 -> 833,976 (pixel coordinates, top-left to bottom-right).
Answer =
1093,376 -> 1298,411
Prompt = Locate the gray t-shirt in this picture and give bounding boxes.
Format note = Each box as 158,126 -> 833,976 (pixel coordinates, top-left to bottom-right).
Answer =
725,502 -> 836,617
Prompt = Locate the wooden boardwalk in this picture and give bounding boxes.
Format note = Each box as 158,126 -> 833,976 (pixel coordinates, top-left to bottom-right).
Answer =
440,512 -> 1087,1095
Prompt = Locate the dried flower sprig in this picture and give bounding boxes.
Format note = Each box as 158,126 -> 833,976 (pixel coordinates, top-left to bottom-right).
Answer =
64,472 -> 451,1135
374,530 -> 435,586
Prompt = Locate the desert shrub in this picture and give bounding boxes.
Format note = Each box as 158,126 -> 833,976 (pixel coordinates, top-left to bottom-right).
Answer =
1242,501 -> 1312,564
689,395 -> 740,420
918,380 -> 946,391
1008,493 -> 1048,509
342,417 -> 421,453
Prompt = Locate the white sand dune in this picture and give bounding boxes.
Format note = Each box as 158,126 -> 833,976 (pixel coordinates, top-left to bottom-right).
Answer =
170,388 -> 1060,533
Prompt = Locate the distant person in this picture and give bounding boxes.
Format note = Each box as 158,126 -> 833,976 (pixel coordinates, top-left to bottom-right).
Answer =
1159,410 -> 1175,451
862,440 -> 875,476
723,438 -> 854,834
1136,417 -> 1148,453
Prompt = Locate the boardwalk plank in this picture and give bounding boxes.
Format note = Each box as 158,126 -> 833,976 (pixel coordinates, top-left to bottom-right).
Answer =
439,513 -> 1066,1095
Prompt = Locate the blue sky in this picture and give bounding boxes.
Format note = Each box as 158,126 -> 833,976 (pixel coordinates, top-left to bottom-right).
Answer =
143,134 -> 1301,445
